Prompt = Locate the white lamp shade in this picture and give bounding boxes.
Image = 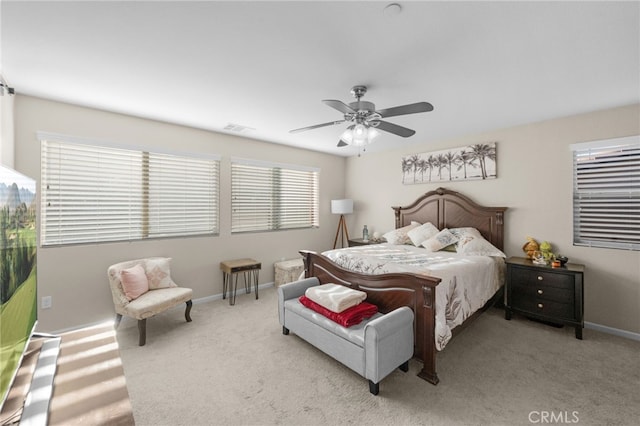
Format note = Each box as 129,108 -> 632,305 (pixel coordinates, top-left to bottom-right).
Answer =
331,199 -> 353,215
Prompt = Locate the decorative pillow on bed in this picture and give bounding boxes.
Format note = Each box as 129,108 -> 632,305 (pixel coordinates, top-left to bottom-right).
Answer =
456,235 -> 506,257
449,227 -> 483,239
382,221 -> 421,245
144,257 -> 178,289
421,228 -> 459,252
407,222 -> 440,246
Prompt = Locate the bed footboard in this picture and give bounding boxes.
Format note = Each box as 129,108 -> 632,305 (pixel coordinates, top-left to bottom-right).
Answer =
300,250 -> 442,385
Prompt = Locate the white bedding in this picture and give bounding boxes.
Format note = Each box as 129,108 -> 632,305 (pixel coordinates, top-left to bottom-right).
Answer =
321,243 -> 505,350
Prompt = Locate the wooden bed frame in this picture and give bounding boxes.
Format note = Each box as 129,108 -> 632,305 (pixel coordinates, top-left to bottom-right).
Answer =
300,187 -> 507,385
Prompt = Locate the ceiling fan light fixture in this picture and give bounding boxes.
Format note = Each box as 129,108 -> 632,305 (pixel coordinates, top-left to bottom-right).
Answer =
290,85 -> 433,152
341,124 -> 379,147
353,123 -> 367,137
340,125 -> 355,144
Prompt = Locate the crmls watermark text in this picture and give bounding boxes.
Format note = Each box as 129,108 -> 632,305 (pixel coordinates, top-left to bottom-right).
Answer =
529,411 -> 580,424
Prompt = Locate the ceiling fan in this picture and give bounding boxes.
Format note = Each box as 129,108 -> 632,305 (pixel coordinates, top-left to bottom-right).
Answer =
290,85 -> 434,148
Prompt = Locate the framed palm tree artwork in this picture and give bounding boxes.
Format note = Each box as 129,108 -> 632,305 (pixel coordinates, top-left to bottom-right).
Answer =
401,142 -> 497,184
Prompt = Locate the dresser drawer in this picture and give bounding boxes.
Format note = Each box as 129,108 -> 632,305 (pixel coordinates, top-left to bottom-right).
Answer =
510,282 -> 574,304
510,294 -> 575,320
511,267 -> 574,290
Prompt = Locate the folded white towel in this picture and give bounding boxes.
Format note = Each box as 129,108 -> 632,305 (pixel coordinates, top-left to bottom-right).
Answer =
305,283 -> 367,313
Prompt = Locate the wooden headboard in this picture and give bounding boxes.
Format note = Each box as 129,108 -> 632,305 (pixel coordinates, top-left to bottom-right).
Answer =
393,187 -> 507,251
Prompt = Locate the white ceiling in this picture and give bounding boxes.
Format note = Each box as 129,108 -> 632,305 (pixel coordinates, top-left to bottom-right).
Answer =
2,1 -> 639,157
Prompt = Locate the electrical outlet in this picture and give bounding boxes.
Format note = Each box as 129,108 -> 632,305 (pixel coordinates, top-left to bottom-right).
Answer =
42,296 -> 52,309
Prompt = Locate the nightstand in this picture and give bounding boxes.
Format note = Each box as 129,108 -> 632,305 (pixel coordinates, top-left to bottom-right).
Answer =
348,238 -> 386,247
505,256 -> 584,339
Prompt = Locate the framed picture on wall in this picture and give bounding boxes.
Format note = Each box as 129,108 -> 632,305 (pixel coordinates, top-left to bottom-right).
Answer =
401,142 -> 497,185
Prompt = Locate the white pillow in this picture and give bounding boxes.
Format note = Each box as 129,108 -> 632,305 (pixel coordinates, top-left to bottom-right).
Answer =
144,257 -> 178,289
456,235 -> 506,257
421,228 -> 459,252
407,222 -> 439,246
382,221 -> 421,245
450,227 -> 483,239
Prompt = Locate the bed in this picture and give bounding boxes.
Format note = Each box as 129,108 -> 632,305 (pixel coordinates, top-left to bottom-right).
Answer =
300,187 -> 507,385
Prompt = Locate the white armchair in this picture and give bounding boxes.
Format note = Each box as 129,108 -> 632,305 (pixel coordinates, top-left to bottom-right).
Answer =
107,257 -> 193,346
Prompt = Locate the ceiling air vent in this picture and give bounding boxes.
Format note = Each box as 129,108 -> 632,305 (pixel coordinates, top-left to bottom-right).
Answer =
224,123 -> 255,133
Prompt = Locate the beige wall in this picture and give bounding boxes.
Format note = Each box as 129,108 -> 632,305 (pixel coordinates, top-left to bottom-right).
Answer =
14,95 -> 346,331
0,86 -> 15,167
345,104 -> 640,335
14,95 -> 640,336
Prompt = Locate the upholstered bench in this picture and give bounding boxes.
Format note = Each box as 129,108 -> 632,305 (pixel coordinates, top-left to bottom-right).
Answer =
277,277 -> 414,395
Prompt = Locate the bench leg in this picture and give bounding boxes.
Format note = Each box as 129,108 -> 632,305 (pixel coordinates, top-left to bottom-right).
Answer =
282,326 -> 289,335
399,360 -> 409,372
230,274 -> 238,305
253,269 -> 259,300
185,300 -> 193,322
222,272 -> 228,300
138,319 -> 147,346
368,380 -> 379,396
244,270 -> 251,294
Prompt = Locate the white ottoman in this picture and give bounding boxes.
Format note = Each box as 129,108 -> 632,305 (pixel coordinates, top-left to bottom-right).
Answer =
274,258 -> 305,287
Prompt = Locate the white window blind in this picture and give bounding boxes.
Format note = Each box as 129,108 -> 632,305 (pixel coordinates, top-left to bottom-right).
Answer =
148,152 -> 219,238
572,136 -> 640,251
231,159 -> 319,233
40,136 -> 219,246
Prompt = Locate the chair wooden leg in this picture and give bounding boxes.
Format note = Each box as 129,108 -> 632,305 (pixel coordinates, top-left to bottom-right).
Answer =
114,314 -> 123,329
138,319 -> 147,346
185,300 -> 193,322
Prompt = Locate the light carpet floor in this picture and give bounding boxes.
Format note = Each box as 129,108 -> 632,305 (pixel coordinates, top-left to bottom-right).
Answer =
116,286 -> 640,426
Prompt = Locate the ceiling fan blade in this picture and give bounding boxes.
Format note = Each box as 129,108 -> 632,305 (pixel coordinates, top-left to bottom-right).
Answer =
323,99 -> 356,114
373,120 -> 416,138
377,102 -> 434,119
289,120 -> 346,134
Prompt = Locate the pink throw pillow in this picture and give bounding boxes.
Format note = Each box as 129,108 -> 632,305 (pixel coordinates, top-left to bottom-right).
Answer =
121,264 -> 149,301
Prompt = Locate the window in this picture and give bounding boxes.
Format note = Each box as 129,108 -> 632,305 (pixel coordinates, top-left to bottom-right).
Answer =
40,133 -> 219,246
571,135 -> 640,251
231,158 -> 319,233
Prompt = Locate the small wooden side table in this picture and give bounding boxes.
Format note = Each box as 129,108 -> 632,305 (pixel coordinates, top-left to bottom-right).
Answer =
348,238 -> 386,247
220,258 -> 261,305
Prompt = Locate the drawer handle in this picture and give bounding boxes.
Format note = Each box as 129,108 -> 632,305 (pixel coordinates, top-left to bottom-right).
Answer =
537,289 -> 544,295
537,303 -> 544,309
537,276 -> 543,281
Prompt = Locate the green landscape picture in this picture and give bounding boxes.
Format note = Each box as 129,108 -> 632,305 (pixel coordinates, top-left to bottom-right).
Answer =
0,166 -> 37,405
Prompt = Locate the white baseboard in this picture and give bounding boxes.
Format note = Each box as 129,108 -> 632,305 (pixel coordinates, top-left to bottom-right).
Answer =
50,283 -> 276,334
585,321 -> 640,342
193,281 -> 274,305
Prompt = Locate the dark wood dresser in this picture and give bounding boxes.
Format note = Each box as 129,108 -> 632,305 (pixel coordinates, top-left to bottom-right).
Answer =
505,256 -> 584,339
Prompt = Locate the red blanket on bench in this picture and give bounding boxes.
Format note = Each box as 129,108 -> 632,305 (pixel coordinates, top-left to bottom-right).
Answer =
299,295 -> 378,328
